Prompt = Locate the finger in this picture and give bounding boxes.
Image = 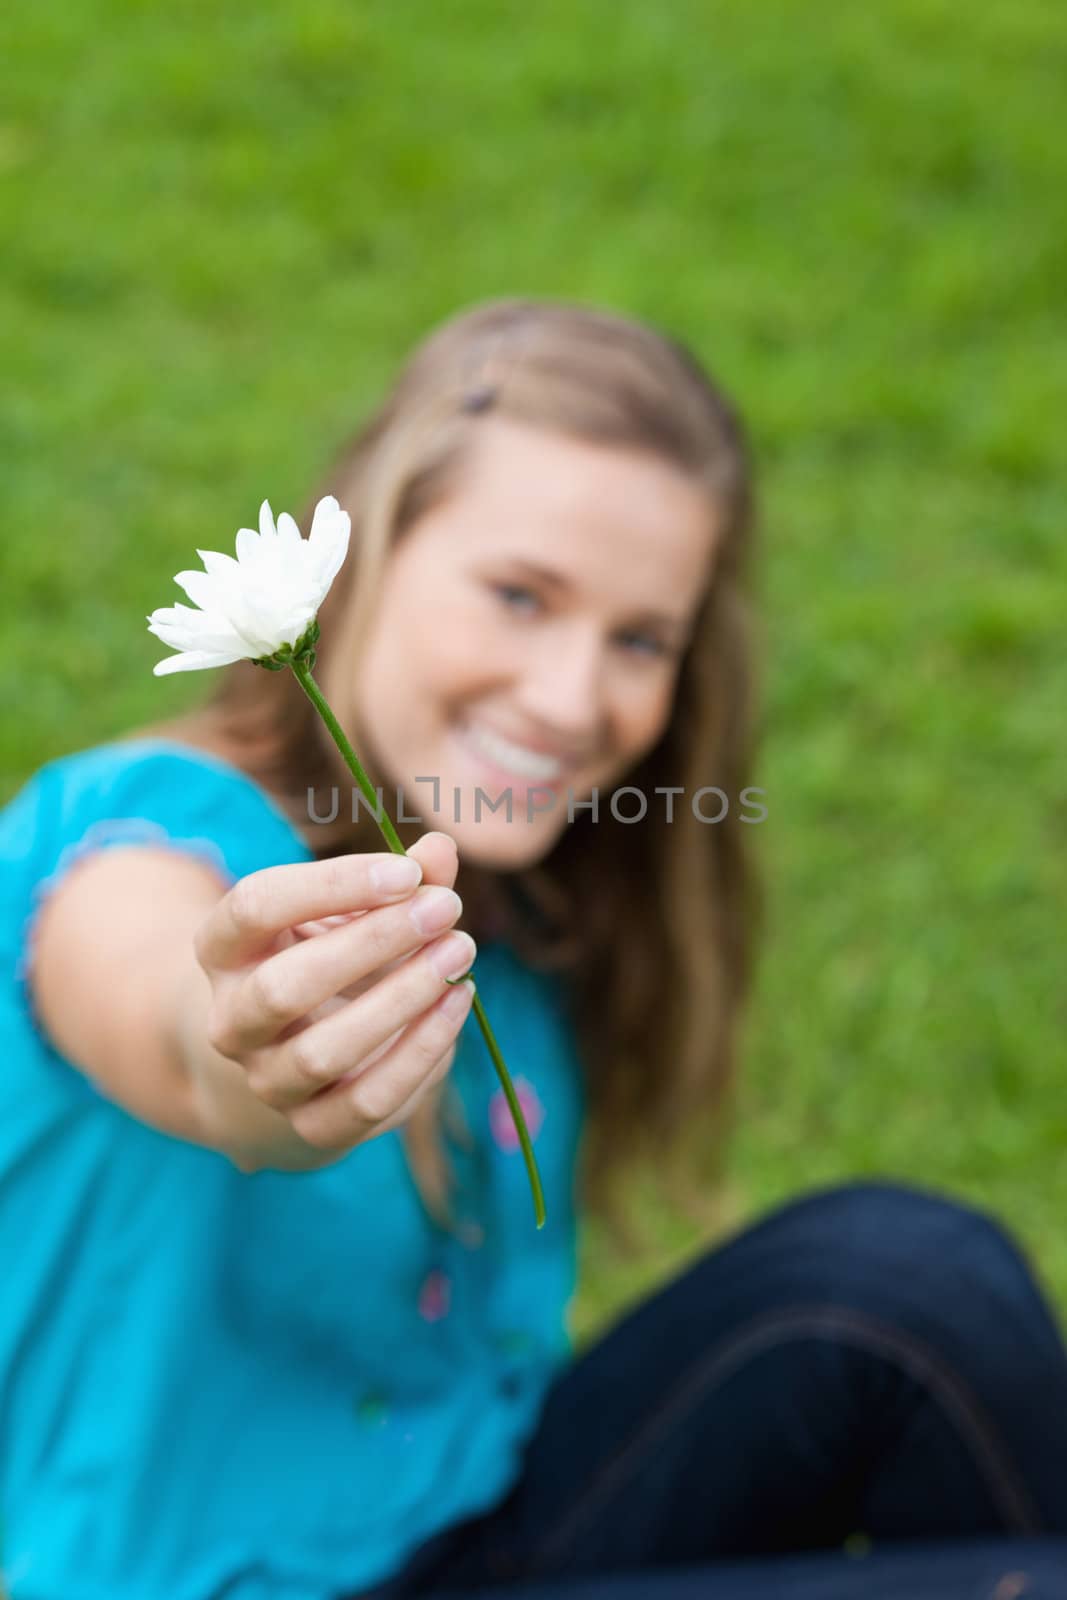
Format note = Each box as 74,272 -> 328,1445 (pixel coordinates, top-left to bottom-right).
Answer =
244,928 -> 476,1111
291,913 -> 359,938
289,834 -> 458,942
194,848 -> 428,971
285,979 -> 475,1149
372,1040 -> 457,1136
406,830 -> 460,892
219,881 -> 466,1054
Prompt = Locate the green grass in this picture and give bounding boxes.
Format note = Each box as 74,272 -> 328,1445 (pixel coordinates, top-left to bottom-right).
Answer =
2,0 -> 1065,1344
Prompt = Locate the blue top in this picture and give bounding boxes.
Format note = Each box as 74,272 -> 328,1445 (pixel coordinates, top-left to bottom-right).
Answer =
0,737 -> 586,1600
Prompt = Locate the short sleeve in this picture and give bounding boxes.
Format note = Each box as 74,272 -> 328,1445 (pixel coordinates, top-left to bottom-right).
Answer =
2,736 -> 316,1063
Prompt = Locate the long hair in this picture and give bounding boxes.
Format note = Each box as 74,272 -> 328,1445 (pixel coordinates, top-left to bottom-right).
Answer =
135,297 -> 764,1246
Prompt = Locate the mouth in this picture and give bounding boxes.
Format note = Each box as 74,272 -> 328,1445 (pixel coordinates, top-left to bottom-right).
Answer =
453,718 -> 572,795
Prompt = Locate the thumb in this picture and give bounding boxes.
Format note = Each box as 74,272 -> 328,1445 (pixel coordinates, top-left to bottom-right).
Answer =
405,830 -> 460,891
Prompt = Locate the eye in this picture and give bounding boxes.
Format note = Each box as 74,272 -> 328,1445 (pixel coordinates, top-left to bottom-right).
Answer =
617,632 -> 674,659
489,581 -> 678,658
490,582 -> 542,614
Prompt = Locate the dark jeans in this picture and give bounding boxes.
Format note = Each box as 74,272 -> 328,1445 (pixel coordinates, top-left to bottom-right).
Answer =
348,1180 -> 1067,1599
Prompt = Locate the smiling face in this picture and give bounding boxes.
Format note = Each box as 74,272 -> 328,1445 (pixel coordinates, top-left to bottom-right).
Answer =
349,416 -> 720,870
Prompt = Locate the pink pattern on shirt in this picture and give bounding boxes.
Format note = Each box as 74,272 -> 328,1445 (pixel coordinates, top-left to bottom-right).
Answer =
489,1077 -> 544,1151
417,1269 -> 452,1322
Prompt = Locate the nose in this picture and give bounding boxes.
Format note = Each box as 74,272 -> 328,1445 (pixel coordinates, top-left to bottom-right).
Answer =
514,627 -> 608,752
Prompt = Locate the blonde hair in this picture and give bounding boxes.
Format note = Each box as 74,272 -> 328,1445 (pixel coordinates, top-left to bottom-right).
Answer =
137,297 -> 764,1246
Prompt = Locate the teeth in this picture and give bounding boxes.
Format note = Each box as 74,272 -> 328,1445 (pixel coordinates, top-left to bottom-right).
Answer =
465,722 -> 565,780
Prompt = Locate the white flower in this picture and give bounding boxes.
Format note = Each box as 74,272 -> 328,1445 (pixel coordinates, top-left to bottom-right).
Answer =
147,496 -> 351,675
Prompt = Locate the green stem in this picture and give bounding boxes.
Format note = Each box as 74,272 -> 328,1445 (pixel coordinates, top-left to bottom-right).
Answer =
466,987 -> 546,1230
290,658 -> 546,1230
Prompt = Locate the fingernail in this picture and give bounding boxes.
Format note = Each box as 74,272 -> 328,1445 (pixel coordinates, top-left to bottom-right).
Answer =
410,886 -> 462,936
430,930 -> 476,978
441,979 -> 475,1019
370,856 -> 423,895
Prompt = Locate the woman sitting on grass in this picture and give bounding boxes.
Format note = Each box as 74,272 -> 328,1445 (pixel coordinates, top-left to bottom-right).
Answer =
3,297 -> 1067,1600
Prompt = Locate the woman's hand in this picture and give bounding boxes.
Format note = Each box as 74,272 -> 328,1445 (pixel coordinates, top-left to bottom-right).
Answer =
191,831 -> 475,1159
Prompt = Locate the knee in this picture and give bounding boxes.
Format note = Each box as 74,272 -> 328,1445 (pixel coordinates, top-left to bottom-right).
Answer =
760,1178 -> 1043,1324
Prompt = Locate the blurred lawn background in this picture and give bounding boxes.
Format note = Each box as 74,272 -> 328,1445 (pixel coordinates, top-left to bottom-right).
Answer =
2,0 -> 1065,1342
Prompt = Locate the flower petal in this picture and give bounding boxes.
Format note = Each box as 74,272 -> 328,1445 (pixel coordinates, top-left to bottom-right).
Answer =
220,580 -> 296,655
146,601 -> 205,629
235,527 -> 261,564
152,647 -> 249,676
146,606 -> 249,654
307,496 -> 351,596
197,548 -> 241,580
276,511 -> 303,554
172,568 -> 227,614
308,495 -> 343,552
259,500 -> 277,541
